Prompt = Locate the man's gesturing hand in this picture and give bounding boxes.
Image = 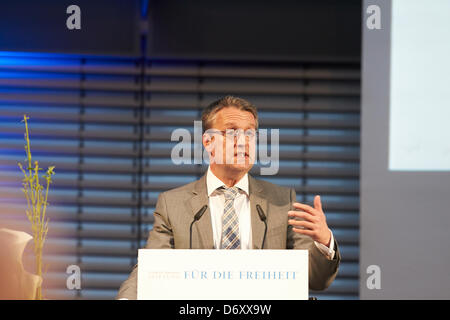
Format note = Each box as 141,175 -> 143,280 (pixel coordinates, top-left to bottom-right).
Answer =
288,195 -> 331,247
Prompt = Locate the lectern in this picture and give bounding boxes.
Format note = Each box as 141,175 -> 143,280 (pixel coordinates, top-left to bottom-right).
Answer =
137,249 -> 308,300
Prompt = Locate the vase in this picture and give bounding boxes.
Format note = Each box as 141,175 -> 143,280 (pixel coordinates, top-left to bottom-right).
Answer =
0,228 -> 42,300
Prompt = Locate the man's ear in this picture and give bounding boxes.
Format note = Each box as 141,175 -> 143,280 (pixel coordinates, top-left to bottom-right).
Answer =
202,133 -> 214,153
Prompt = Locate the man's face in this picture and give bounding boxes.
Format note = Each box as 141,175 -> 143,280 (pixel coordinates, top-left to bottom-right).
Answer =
203,106 -> 257,174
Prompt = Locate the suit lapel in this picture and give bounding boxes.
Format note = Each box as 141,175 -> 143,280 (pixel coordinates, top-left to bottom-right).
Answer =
186,173 -> 269,249
187,174 -> 214,249
249,176 -> 269,249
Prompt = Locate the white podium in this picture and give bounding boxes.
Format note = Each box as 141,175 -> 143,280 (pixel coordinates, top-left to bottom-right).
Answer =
137,249 -> 308,300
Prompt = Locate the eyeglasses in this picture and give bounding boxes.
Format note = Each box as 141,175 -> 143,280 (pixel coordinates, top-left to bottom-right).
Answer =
209,129 -> 258,139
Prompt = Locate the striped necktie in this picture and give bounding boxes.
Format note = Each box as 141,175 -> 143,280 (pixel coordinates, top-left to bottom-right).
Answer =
220,186 -> 241,249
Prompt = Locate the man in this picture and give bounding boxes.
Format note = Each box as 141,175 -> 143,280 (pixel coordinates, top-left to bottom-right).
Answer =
116,96 -> 340,299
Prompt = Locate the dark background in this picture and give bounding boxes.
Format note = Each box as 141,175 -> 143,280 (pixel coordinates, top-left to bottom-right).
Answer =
0,0 -> 361,60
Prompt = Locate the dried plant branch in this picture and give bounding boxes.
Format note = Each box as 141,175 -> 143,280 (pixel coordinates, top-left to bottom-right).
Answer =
18,115 -> 55,300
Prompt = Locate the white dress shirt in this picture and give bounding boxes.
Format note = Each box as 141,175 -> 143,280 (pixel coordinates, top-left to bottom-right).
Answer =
207,167 -> 253,249
206,167 -> 335,259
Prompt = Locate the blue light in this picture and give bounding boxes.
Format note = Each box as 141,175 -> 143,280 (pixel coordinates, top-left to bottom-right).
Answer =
0,51 -> 136,60
141,0 -> 149,19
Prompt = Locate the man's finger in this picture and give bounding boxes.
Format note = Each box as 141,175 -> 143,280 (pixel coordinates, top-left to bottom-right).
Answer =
288,219 -> 315,230
292,202 -> 318,215
287,210 -> 316,222
291,227 -> 314,237
314,195 -> 322,212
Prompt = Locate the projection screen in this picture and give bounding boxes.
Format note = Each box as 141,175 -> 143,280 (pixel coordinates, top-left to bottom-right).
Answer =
360,0 -> 450,299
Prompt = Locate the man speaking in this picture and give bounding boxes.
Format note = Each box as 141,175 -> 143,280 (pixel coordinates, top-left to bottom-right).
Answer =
116,96 -> 340,299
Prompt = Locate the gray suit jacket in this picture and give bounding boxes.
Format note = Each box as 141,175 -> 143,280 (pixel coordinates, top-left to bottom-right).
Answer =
116,173 -> 341,299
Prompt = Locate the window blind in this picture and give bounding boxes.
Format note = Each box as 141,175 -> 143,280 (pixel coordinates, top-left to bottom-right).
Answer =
0,54 -> 143,299
142,61 -> 360,299
0,54 -> 359,299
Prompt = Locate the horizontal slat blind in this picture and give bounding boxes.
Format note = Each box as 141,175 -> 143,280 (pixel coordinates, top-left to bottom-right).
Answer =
142,61 -> 360,300
0,54 -> 143,300
0,55 -> 360,300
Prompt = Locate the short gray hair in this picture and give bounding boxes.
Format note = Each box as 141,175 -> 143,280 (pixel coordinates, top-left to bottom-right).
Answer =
201,96 -> 259,133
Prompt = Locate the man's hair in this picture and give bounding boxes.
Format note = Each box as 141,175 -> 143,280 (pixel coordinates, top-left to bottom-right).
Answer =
201,95 -> 259,133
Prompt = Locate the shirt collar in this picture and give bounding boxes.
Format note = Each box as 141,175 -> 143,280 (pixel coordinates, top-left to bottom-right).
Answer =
206,166 -> 249,197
